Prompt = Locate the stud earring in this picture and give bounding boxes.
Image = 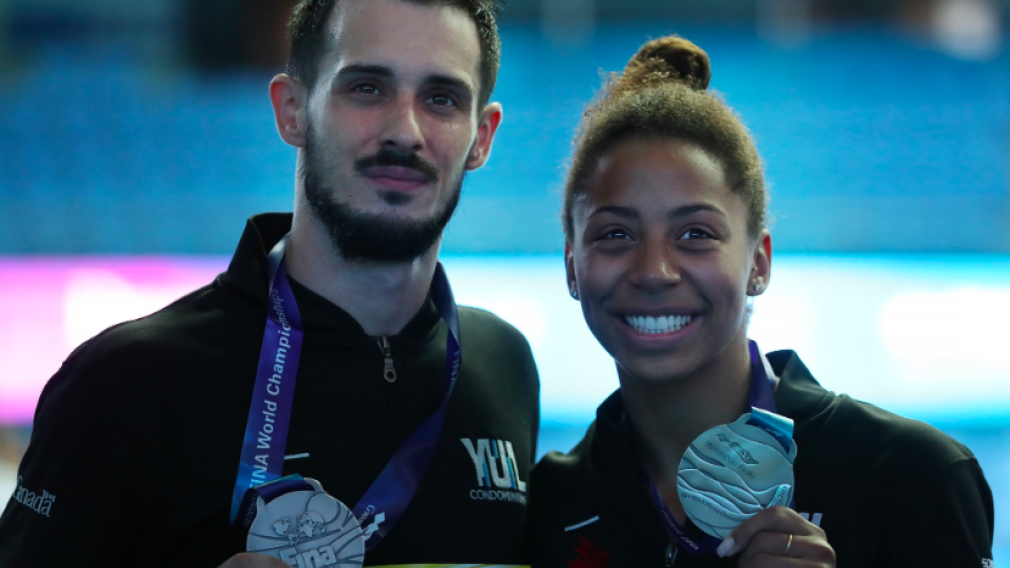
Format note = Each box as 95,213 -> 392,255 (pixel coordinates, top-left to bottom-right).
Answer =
569,284 -> 579,300
753,283 -> 763,293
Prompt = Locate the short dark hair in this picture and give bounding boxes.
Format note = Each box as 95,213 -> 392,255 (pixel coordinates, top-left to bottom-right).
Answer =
564,36 -> 767,241
286,0 -> 502,108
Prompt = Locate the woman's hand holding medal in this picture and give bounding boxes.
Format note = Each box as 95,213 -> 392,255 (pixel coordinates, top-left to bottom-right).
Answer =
715,506 -> 836,567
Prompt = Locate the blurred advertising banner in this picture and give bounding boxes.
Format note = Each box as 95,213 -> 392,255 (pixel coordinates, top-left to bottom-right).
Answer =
2,255 -> 1010,426
0,257 -> 227,423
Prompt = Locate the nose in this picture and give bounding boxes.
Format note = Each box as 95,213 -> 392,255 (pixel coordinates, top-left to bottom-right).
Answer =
381,95 -> 424,153
630,237 -> 681,293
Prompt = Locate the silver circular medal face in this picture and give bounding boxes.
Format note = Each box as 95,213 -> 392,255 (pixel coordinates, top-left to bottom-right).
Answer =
247,481 -> 365,567
677,414 -> 796,539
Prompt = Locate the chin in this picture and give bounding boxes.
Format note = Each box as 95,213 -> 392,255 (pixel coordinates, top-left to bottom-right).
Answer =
613,351 -> 695,385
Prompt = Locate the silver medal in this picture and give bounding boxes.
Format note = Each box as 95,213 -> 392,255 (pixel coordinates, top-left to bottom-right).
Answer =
246,478 -> 366,567
677,413 -> 797,538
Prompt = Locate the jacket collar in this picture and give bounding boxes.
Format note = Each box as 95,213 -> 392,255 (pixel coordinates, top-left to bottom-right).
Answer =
585,350 -> 829,561
217,213 -> 442,346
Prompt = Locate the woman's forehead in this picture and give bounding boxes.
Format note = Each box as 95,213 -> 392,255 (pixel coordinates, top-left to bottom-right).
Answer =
584,140 -> 734,209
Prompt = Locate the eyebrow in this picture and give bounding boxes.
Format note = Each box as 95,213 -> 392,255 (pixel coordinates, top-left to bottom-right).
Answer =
669,203 -> 726,218
426,75 -> 474,98
335,64 -> 394,81
588,202 -> 726,221
587,205 -> 638,220
334,64 -> 474,97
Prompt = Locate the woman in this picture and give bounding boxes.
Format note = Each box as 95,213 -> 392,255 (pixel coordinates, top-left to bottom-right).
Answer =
528,36 -> 994,567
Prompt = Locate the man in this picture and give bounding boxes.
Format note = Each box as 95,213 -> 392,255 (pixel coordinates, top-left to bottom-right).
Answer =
0,0 -> 539,566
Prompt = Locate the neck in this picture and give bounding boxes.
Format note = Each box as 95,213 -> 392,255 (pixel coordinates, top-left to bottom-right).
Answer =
623,338 -> 753,491
285,207 -> 439,337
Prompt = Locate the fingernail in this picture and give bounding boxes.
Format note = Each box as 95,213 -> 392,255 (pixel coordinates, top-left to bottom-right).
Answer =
716,537 -> 735,558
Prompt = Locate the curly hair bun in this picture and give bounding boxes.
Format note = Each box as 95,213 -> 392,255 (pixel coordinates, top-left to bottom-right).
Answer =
621,36 -> 711,91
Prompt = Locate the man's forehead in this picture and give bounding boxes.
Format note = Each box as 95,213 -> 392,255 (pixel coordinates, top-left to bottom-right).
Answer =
322,0 -> 481,87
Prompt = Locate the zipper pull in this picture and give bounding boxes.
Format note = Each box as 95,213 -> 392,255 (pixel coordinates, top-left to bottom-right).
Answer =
665,543 -> 678,567
376,335 -> 397,383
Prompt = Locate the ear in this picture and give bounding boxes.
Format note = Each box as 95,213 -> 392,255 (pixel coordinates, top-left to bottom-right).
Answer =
747,230 -> 772,296
565,241 -> 579,300
269,73 -> 308,148
465,102 -> 503,171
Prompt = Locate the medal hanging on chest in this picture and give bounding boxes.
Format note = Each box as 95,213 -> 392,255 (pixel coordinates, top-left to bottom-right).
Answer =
230,234 -> 463,565
245,477 -> 366,567
647,340 -> 798,554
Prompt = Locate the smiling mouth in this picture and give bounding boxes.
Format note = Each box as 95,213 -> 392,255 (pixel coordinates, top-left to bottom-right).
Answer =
624,314 -> 693,335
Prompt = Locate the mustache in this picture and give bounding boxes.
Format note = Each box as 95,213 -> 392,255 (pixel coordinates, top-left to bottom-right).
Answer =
354,149 -> 439,183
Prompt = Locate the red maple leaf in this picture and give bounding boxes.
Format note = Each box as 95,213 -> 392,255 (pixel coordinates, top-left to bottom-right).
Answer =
567,537 -> 609,568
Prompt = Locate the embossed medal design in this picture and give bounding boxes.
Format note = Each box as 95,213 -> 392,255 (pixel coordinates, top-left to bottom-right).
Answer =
247,478 -> 365,567
677,413 -> 797,539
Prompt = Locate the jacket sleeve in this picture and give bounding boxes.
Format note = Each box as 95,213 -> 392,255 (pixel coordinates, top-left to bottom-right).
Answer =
882,457 -> 994,567
0,360 -> 148,566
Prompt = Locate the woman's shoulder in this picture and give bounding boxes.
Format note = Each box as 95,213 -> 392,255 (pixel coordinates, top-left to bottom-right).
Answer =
528,425 -> 600,556
531,424 -> 595,498
817,394 -> 972,464
771,351 -> 993,565
529,421 -> 669,567
772,350 -> 977,474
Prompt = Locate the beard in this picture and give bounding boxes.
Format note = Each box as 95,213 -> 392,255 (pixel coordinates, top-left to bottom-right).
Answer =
301,124 -> 464,263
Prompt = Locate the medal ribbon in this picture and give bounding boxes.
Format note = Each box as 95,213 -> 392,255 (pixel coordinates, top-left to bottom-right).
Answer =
646,340 -> 792,554
230,234 -> 302,527
230,235 -> 463,553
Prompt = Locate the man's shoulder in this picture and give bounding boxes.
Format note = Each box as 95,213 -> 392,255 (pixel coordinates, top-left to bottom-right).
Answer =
44,279 -> 256,405
457,305 -> 523,332
457,305 -> 534,352
70,282 -> 225,361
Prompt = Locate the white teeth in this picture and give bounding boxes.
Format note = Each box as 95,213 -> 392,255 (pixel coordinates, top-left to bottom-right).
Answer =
624,314 -> 693,334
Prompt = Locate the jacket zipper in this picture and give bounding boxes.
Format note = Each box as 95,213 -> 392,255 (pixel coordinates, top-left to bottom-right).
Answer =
665,543 -> 679,567
376,335 -> 397,383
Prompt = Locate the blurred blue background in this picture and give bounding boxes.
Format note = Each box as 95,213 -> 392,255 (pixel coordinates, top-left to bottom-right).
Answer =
0,0 -> 1007,254
0,0 -> 1007,561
